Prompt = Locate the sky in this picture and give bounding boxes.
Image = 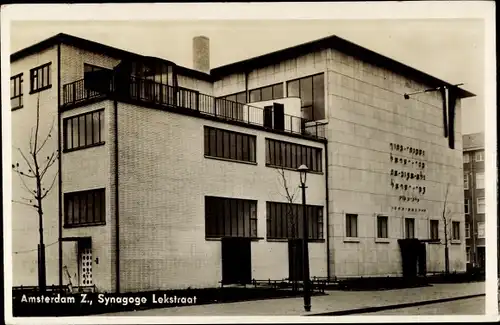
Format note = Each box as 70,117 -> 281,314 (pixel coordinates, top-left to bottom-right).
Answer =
10,19 -> 485,134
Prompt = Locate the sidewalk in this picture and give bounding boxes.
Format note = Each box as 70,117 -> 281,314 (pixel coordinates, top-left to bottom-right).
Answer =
101,282 -> 485,316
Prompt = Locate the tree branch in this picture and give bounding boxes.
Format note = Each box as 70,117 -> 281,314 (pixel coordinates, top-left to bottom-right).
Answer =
16,148 -> 36,176
12,168 -> 36,179
33,97 -> 41,153
12,200 -> 37,209
36,116 -> 56,155
40,152 -> 58,179
41,172 -> 58,200
15,172 -> 35,197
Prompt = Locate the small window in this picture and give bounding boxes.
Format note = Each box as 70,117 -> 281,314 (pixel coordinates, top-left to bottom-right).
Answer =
464,199 -> 470,215
377,215 -> 388,238
405,218 -> 415,239
64,188 -> 105,227
475,172 -> 485,189
30,62 -> 52,93
63,109 -> 105,151
452,221 -> 460,240
430,220 -> 439,240
477,222 -> 485,238
464,174 -> 469,190
477,197 -> 485,214
346,214 -> 358,238
474,150 -> 484,162
463,153 -> 470,163
465,223 -> 470,238
10,73 -> 23,110
466,247 -> 471,263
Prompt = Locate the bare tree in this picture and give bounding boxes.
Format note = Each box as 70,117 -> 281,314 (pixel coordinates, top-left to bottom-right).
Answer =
12,97 -> 59,292
441,183 -> 452,275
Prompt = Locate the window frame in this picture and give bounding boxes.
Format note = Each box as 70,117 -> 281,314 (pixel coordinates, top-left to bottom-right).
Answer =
477,197 -> 485,214
474,151 -> 484,162
464,199 -> 470,215
452,221 -> 460,240
463,153 -> 470,163
286,73 -> 325,122
205,196 -> 258,239
346,213 -> 358,238
430,219 -> 439,240
30,62 -> 52,94
475,172 -> 485,189
377,215 -> 388,238
10,73 -> 23,110
204,126 -> 257,164
405,218 -> 415,239
465,222 -> 471,238
477,221 -> 485,238
249,83 -> 284,102
464,174 -> 469,190
466,247 -> 471,263
265,138 -> 322,173
64,188 -> 106,228
63,109 -> 105,152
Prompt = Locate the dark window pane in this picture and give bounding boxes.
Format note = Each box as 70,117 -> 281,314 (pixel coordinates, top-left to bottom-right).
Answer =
287,80 -> 300,97
87,192 -> 94,223
73,196 -> 80,225
229,133 -> 237,160
223,131 -> 230,159
250,89 -> 261,102
313,74 -> 325,120
72,118 -> 79,148
226,95 -> 236,102
236,134 -> 243,160
273,84 -> 284,99
261,86 -> 273,101
204,127 -> 210,155
300,76 -> 313,107
85,114 -> 93,145
236,92 -> 246,104
93,112 -> 101,143
249,137 -> 256,163
209,128 -> 217,156
242,135 -> 249,161
216,129 -> 224,157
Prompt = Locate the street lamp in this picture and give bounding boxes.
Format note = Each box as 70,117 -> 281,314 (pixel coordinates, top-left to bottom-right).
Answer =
298,164 -> 311,312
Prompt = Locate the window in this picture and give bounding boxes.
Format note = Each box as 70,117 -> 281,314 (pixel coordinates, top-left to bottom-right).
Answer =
474,150 -> 484,162
63,109 -> 105,151
464,174 -> 469,190
346,214 -> 358,237
465,223 -> 471,238
475,172 -> 485,189
477,197 -> 485,214
11,73 -> 23,110
204,126 -> 256,163
265,138 -> 322,172
464,199 -> 470,215
377,216 -> 388,238
452,221 -> 460,240
266,202 -> 323,240
430,220 -> 439,240
463,153 -> 470,163
466,247 -> 471,263
219,91 -> 247,104
30,62 -> 52,93
64,188 -> 105,227
249,83 -> 284,102
477,222 -> 485,238
287,74 -> 325,121
405,218 -> 415,239
205,196 -> 257,238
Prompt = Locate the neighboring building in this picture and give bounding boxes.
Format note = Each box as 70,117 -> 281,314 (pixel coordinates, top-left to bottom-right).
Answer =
10,33 -> 474,293
462,132 -> 485,270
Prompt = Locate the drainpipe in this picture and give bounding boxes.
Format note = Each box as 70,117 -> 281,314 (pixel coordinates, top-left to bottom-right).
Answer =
57,43 -> 63,288
114,99 -> 120,293
325,141 -> 331,281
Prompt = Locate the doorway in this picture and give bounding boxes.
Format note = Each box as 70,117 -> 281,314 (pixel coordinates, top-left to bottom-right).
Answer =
221,238 -> 252,285
288,239 -> 304,282
78,240 -> 93,288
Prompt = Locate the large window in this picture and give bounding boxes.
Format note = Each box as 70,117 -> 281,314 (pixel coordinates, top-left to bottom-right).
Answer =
265,138 -> 322,172
475,172 -> 485,189
474,150 -> 484,162
204,126 -> 256,163
405,218 -> 415,239
464,199 -> 470,214
249,83 -> 284,102
377,215 -> 388,238
452,221 -> 460,240
266,202 -> 323,240
64,188 -> 105,227
205,196 -> 257,238
346,214 -> 358,238
30,62 -> 52,93
430,220 -> 439,240
11,73 -> 23,110
63,109 -> 105,151
287,73 -> 325,121
477,197 -> 485,214
464,174 -> 469,190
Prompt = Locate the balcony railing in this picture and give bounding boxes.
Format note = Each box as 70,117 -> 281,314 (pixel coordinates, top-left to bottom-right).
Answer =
62,77 -> 327,140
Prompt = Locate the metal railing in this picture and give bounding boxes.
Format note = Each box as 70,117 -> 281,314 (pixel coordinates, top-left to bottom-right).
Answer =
62,77 -> 327,140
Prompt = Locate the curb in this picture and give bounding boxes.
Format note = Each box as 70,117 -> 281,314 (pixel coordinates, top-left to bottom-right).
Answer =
306,293 -> 485,316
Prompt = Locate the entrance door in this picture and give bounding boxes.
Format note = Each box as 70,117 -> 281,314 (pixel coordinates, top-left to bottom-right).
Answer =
477,247 -> 486,269
221,238 -> 252,285
78,243 -> 93,288
288,239 -> 304,281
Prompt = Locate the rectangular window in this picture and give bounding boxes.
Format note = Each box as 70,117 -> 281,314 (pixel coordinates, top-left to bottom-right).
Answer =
464,174 -> 469,190
477,222 -> 485,238
466,247 -> 471,263
405,218 -> 415,239
464,199 -> 470,214
10,73 -> 23,110
463,153 -> 470,163
475,172 -> 485,189
286,73 -> 325,121
266,202 -> 323,240
30,62 -> 52,93
452,221 -> 460,240
377,216 -> 388,238
265,138 -> 322,172
346,214 -> 358,238
64,188 -> 105,227
477,197 -> 485,214
204,126 -> 256,163
63,109 -> 105,151
475,150 -> 484,162
430,220 -> 439,240
248,83 -> 284,103
465,223 -> 471,238
205,196 -> 257,238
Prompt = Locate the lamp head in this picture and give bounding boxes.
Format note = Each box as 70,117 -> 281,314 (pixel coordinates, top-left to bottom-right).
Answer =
298,164 -> 309,185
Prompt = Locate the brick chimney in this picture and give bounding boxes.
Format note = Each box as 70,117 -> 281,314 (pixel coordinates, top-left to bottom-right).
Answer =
193,36 -> 210,73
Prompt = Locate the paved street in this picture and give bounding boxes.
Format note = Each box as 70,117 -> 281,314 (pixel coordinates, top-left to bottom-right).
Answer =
101,282 -> 485,316
364,296 -> 485,315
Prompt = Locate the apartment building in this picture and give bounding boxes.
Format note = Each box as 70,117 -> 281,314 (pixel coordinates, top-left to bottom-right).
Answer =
10,33 -> 474,293
462,132 -> 485,270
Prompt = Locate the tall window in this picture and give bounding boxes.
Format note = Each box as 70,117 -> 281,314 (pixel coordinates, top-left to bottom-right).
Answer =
464,199 -> 470,215
464,174 -> 469,190
477,197 -> 485,214
265,138 -> 322,172
266,202 -> 323,240
204,126 -> 256,163
287,73 -> 325,121
475,172 -> 485,189
452,221 -> 460,240
249,83 -> 284,102
477,222 -> 485,238
64,188 -> 105,227
205,196 -> 257,238
346,214 -> 358,238
63,109 -> 105,151
11,73 -> 23,110
430,220 -> 439,240
377,215 -> 388,238
463,153 -> 470,163
475,150 -> 484,162
466,247 -> 471,263
405,218 -> 415,239
30,62 -> 52,93
465,223 -> 471,238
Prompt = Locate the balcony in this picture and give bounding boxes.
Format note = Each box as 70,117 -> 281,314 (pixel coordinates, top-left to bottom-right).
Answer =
62,77 -> 327,140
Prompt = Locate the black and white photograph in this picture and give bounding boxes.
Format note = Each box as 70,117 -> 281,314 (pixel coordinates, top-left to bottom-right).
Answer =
1,2 -> 497,323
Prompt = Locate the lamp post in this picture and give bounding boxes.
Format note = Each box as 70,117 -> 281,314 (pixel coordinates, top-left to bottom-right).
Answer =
298,164 -> 311,312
